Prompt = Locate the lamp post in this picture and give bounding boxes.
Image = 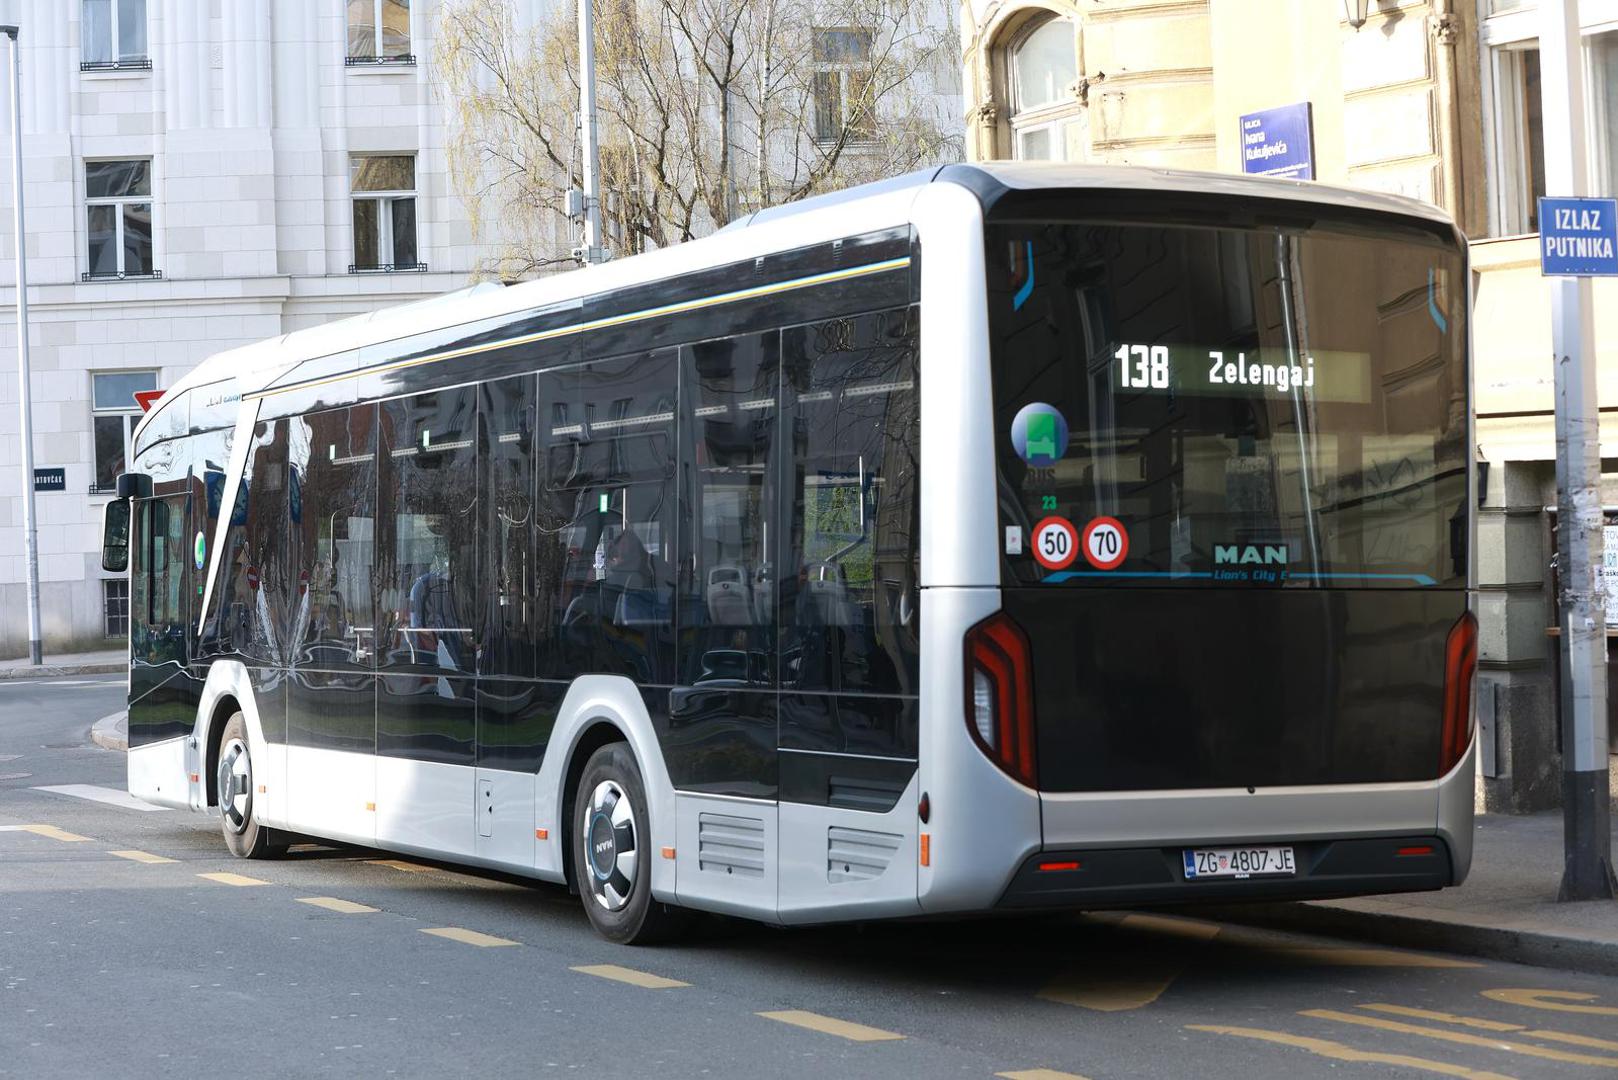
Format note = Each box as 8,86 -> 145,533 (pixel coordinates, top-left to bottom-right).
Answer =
1,23 -> 42,667
575,0 -> 605,265
1342,0 -> 1370,30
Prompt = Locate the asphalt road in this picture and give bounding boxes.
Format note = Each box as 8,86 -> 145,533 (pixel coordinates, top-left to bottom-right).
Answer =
4,676 -> 1618,1080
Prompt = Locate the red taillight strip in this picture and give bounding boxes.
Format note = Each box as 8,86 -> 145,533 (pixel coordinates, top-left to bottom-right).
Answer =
1037,860 -> 1081,873
1439,611 -> 1479,775
1396,846 -> 1435,857
964,611 -> 1037,786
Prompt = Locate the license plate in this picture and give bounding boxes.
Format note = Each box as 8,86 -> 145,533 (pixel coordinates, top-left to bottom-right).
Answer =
1183,845 -> 1296,880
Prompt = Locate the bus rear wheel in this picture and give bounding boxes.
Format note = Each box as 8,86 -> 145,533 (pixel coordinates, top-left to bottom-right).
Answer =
216,713 -> 285,859
572,742 -> 686,945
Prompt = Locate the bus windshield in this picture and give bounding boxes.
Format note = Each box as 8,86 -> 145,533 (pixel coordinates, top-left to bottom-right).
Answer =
987,214 -> 1469,590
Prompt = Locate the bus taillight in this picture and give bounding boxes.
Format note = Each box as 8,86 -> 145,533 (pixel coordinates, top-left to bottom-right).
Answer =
964,611 -> 1037,787
1440,610 -> 1479,775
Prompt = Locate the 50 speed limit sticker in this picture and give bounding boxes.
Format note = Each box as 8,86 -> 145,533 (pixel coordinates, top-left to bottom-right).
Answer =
1031,516 -> 1079,571
1082,516 -> 1128,571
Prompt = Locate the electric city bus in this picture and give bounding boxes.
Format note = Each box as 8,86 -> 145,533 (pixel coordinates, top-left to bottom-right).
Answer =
102,163 -> 1477,943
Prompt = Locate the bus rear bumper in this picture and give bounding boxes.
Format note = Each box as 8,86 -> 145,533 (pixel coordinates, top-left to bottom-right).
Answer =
997,834 -> 1454,909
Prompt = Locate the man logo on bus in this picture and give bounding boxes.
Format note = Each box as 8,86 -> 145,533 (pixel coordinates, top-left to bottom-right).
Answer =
1215,544 -> 1289,566
1010,402 -> 1069,468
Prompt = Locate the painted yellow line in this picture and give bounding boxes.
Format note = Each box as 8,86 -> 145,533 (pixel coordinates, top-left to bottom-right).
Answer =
297,896 -> 378,914
1526,1028 -> 1618,1052
996,1069 -> 1093,1080
757,1010 -> 904,1042
14,824 -> 92,842
1303,1008 -> 1618,1068
1271,946 -> 1477,969
571,964 -> 689,989
1361,1004 -> 1522,1032
1187,1024 -> 1517,1080
420,926 -> 518,948
107,849 -> 177,864
368,859 -> 435,873
1038,965 -> 1186,1013
197,871 -> 268,887
1483,988 -> 1618,1017
1118,912 -> 1222,941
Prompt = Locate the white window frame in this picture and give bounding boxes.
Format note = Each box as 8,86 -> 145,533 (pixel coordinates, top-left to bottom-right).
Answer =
1006,16 -> 1082,163
80,0 -> 149,71
84,158 -> 156,279
90,370 -> 157,495
346,0 -> 414,65
350,155 -> 420,272
1479,0 -> 1618,236
103,578 -> 130,638
811,27 -> 877,146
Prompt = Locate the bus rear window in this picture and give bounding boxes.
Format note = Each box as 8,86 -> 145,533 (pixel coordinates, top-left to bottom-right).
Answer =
988,217 -> 1468,589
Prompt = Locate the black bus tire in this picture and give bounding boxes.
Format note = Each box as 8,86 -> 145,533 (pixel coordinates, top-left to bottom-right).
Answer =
572,741 -> 688,945
216,713 -> 286,859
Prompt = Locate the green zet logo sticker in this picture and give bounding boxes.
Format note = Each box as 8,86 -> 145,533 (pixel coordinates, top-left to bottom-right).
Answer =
194,531 -> 207,571
1010,402 -> 1069,468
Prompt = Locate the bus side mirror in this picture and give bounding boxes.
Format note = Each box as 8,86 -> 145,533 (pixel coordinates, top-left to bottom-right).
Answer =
102,498 -> 131,573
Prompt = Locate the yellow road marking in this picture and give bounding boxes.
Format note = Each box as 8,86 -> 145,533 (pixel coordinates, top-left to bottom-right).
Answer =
1188,1024 -> 1517,1080
571,964 -> 688,989
997,1070 -> 1093,1080
1118,912 -> 1222,941
13,824 -> 92,842
197,871 -> 268,886
297,896 -> 378,914
1361,1003 -> 1618,1051
420,927 -> 518,948
107,849 -> 176,864
1271,946 -> 1477,969
368,859 -> 434,873
1303,1008 -> 1618,1068
1483,988 -> 1618,1017
757,1010 -> 904,1042
1039,965 -> 1186,1013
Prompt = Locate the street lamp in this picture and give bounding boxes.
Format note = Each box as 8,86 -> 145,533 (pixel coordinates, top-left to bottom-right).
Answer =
1342,0 -> 1371,30
0,23 -> 42,666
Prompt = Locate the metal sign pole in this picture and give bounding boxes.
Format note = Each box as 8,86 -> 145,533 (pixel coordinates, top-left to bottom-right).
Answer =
577,0 -> 604,265
2,25 -> 42,667
1540,0 -> 1616,901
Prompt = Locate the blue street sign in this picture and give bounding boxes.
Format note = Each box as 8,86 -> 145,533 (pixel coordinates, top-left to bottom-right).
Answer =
1539,196 -> 1618,277
1239,103 -> 1314,181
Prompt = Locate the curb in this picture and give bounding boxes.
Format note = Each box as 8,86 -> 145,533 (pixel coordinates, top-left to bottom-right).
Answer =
1199,900 -> 1618,978
0,662 -> 124,681
90,711 -> 128,753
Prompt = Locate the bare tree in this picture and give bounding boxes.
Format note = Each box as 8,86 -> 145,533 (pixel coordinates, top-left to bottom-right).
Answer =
438,0 -> 962,276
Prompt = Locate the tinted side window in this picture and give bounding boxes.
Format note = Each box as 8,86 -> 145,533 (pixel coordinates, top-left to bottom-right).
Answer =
377,389 -> 478,675
677,332 -> 779,688
547,351 -> 678,683
289,406 -> 377,670
478,377 -> 536,678
780,308 -> 921,697
214,419 -> 292,665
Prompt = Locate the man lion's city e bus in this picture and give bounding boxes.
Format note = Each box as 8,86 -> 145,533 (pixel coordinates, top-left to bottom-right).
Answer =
102,164 -> 1477,943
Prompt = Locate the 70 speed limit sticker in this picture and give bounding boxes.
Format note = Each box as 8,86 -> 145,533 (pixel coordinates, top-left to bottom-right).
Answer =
1082,516 -> 1128,570
1031,516 -> 1079,571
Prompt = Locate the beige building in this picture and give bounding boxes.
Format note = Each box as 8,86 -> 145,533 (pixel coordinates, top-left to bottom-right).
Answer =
959,0 -> 1618,810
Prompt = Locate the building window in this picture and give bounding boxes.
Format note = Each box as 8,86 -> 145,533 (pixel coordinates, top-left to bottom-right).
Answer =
84,159 -> 156,280
350,154 -> 422,272
81,0 -> 149,71
347,0 -> 414,65
103,579 -> 130,638
91,370 -> 157,494
1008,16 -> 1080,162
1482,3 -> 1618,236
813,28 -> 876,143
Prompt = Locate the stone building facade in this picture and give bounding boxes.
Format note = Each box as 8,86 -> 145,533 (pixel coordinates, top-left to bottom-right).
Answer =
959,0 -> 1618,810
0,0 -> 500,655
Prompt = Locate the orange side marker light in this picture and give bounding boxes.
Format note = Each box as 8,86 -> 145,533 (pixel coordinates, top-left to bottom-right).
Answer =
661,846 -> 676,860
365,801 -> 376,812
919,833 -> 930,867
535,828 -> 549,840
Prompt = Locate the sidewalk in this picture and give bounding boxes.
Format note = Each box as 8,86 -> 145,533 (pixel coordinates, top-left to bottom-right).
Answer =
1210,810 -> 1618,976
90,710 -> 128,752
0,648 -> 125,680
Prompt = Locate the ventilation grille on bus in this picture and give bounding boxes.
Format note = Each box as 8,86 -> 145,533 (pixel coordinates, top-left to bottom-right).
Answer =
827,827 -> 901,884
697,812 -> 765,878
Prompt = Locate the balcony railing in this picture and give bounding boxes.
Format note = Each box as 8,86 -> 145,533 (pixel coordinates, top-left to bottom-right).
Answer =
82,269 -> 162,282
345,54 -> 416,67
88,481 -> 117,496
349,262 -> 427,274
80,57 -> 153,72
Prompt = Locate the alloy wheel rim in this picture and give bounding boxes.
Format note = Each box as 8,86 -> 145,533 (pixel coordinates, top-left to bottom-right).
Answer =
218,737 -> 252,835
582,779 -> 638,911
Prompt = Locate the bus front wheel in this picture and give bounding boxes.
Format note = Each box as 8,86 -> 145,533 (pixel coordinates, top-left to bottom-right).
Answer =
216,713 -> 285,859
572,742 -> 687,944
